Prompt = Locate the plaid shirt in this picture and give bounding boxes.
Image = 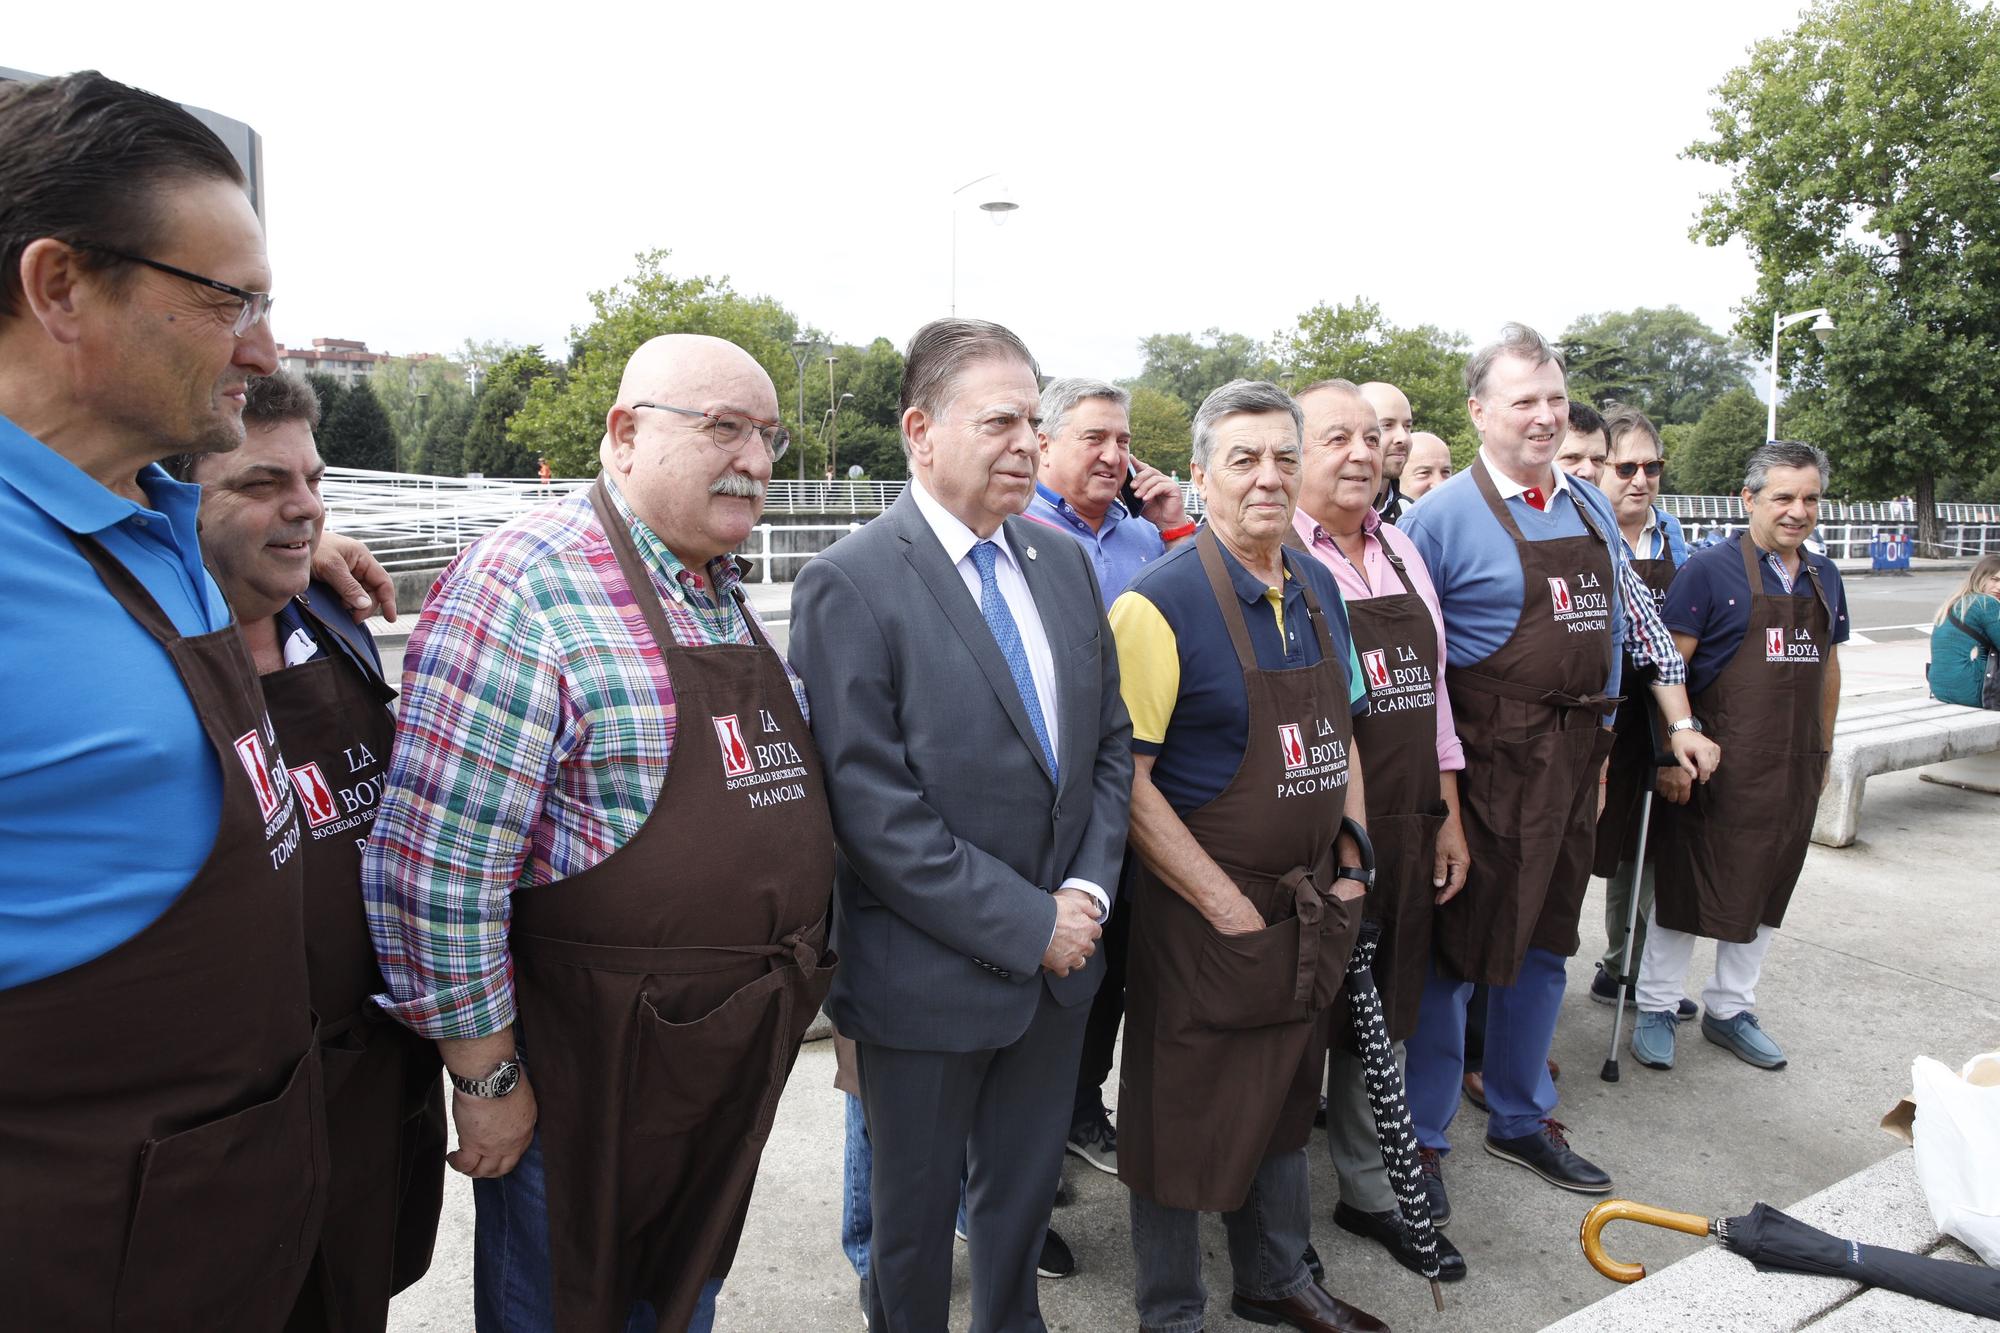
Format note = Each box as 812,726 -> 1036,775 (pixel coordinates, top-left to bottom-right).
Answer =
1615,558 -> 1687,686
362,481 -> 806,1040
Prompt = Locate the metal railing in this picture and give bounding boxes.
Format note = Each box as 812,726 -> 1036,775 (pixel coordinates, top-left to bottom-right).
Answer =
320,467 -> 2000,573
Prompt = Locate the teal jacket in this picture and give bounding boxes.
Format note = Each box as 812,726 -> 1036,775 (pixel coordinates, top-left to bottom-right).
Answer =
1930,592 -> 2000,707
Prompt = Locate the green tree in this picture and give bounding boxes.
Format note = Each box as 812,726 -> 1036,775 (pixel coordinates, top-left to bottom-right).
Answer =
815,337 -> 906,481
1687,0 -> 2000,551
314,378 -> 399,471
1665,387 -> 1766,496
416,396 -> 475,477
370,356 -> 471,472
1273,298 -> 1476,461
508,250 -> 804,476
1131,329 -> 1277,409
1558,307 -> 1751,424
1127,386 -> 1193,475
465,348 -> 559,478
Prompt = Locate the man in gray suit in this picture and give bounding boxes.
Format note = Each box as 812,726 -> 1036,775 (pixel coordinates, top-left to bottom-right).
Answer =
790,318 -> 1133,1333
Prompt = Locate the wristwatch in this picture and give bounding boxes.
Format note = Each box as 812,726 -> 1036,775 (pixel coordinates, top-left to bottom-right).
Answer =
1666,716 -> 1704,735
450,1055 -> 523,1099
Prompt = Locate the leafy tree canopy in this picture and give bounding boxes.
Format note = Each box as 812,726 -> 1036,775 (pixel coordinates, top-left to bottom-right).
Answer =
465,347 -> 560,478
1664,387 -> 1767,496
1274,299 -> 1476,464
1558,306 -> 1750,425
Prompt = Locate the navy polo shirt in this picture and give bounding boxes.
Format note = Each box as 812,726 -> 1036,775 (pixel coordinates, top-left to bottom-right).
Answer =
1110,535 -> 1367,816
0,414 -> 234,988
1662,533 -> 1851,696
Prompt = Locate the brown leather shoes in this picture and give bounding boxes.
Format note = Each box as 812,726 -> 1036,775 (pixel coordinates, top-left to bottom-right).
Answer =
1231,1282 -> 1391,1332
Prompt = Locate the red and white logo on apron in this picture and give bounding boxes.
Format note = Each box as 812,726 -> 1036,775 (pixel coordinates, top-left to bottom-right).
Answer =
288,762 -> 339,828
1548,578 -> 1574,614
714,714 -> 754,777
1362,649 -> 1391,691
233,730 -> 284,821
1766,627 -> 1786,661
1278,723 -> 1308,772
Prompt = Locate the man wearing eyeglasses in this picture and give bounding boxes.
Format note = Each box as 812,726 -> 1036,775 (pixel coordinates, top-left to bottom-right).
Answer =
364,333 -> 834,1332
0,71 -> 332,1327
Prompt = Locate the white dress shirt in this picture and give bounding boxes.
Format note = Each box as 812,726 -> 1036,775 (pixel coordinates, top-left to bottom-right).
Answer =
908,478 -> 1108,923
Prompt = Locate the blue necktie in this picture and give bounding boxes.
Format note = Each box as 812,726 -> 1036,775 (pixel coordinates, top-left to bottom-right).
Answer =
971,540 -> 1057,782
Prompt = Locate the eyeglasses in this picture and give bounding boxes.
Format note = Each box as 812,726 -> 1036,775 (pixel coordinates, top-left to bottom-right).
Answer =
1612,460 -> 1665,480
91,247 -> 274,337
631,402 -> 791,461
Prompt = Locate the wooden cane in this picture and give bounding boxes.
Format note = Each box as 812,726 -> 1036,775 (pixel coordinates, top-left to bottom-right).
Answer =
1579,1200 -> 1716,1282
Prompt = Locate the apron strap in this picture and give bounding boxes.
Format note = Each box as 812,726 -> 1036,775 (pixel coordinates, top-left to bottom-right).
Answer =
588,476 -> 767,676
289,593 -> 396,699
1447,662 -> 1620,715
1740,533 -> 1837,627
1196,527 -> 1263,673
513,924 -> 825,975
65,530 -> 196,646
1280,865 -> 1323,1006
1470,455 -> 1530,544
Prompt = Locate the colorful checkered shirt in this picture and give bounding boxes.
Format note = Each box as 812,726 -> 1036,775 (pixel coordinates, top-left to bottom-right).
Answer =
362,480 -> 807,1040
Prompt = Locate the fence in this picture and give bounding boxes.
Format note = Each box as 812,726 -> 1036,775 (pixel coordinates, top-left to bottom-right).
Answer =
320,467 -> 2000,573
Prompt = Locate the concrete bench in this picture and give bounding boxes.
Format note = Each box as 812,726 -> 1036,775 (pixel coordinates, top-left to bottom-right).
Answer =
1544,1149 -> 1992,1332
1812,698 -> 2000,847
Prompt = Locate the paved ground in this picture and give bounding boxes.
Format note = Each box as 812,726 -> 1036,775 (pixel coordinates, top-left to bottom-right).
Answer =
384,567 -> 1996,1332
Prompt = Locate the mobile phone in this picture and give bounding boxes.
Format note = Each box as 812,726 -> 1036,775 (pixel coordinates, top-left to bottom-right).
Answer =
1120,460 -> 1145,517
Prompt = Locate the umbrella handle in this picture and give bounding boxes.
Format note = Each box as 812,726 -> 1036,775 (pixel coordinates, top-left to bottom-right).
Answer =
1579,1200 -> 1714,1283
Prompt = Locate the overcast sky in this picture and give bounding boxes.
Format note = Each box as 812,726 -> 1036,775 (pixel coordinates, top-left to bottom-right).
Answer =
12,1 -> 1814,385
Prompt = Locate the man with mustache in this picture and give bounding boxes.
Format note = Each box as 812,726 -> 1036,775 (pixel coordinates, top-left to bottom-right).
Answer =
1631,441 -> 1848,1075
365,334 -> 835,1332
1397,325 -> 1718,1220
177,372 -> 446,1333
1361,381 -> 1415,524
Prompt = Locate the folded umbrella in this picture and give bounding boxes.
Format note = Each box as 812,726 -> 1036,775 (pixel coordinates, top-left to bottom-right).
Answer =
1580,1198 -> 2000,1321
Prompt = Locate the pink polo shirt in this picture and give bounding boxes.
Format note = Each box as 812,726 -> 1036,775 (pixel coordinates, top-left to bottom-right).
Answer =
1292,505 -> 1465,772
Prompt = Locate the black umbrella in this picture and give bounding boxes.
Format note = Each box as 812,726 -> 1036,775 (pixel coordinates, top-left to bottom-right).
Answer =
1581,1199 -> 2000,1321
1337,818 -> 1445,1312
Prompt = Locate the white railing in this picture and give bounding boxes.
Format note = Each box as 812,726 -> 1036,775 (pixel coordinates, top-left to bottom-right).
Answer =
320,468 -> 2000,573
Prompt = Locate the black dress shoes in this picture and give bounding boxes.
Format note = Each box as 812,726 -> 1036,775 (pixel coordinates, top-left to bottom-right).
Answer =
1333,1199 -> 1468,1281
1484,1118 -> 1612,1193
1231,1282 -> 1391,1332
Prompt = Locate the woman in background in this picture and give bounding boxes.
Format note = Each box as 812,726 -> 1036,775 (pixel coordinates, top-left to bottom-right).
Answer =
1929,555 -> 2000,708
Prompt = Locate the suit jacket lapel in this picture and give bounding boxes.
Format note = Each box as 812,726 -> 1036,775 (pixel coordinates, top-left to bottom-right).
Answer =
1004,514 -> 1077,790
890,495 -> 1056,785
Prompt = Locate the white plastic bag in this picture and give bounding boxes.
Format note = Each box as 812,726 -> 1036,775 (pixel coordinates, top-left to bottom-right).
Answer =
1911,1050 -> 2000,1265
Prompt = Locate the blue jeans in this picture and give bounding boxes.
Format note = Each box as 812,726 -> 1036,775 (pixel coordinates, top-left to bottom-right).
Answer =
839,1092 -> 974,1282
1406,948 -> 1568,1145
474,1131 -> 721,1332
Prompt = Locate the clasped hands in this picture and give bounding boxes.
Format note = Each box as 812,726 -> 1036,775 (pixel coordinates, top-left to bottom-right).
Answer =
1041,888 -> 1103,976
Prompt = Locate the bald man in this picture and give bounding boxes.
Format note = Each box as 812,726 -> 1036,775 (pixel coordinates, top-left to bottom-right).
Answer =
1362,381 -> 1416,523
1404,432 -> 1455,502
366,335 -> 833,1332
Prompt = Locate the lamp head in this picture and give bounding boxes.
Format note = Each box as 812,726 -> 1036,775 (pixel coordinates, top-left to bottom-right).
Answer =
1811,313 -> 1836,343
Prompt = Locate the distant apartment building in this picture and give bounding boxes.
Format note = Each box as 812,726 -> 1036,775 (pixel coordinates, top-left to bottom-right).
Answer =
276,339 -> 460,389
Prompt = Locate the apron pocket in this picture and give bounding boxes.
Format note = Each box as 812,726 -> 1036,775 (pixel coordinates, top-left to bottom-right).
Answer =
629,966 -> 797,1138
1193,916 -> 1308,1031
114,1043 -> 326,1331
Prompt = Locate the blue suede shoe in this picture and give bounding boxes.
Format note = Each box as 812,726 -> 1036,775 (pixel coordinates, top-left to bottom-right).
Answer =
1631,1009 -> 1678,1070
1701,1010 -> 1788,1069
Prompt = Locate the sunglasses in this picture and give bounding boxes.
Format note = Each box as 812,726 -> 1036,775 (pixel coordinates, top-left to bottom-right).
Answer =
1612,460 -> 1664,480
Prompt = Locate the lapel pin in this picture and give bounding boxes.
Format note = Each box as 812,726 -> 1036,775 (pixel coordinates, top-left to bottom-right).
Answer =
1025,546 -> 1037,561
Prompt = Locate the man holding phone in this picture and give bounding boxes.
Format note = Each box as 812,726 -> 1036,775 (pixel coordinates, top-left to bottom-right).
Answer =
1027,377 -> 1196,1176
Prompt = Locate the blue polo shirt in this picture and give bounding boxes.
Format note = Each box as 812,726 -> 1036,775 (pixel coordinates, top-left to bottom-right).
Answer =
1662,533 -> 1850,696
1110,535 -> 1367,817
1400,465 -> 1629,699
1025,482 -> 1167,609
0,414 -> 233,988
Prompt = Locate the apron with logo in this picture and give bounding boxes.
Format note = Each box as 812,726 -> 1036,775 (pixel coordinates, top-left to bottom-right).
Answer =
507,479 -> 837,1331
0,534 -> 324,1332
1437,459 -> 1619,986
1119,529 -> 1362,1212
268,599 -> 446,1333
1592,549 -> 1678,878
1654,537 -> 1832,941
1288,526 -> 1446,1042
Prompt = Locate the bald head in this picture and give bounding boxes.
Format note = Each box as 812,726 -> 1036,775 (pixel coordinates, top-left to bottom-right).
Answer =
604,333 -> 781,567
1402,432 -> 1454,500
1360,381 -> 1414,480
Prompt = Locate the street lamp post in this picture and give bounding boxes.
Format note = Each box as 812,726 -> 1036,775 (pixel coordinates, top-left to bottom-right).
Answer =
827,392 -> 855,481
950,172 -> 1020,316
1767,307 -> 1836,440
790,338 -> 819,481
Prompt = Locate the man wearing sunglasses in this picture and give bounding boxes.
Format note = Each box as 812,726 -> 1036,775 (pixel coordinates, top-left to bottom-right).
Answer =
1587,408 -> 1700,1016
0,71 -> 333,1326
366,334 -> 832,1332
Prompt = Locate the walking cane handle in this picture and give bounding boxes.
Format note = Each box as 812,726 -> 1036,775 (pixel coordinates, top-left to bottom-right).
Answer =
1579,1200 -> 1714,1283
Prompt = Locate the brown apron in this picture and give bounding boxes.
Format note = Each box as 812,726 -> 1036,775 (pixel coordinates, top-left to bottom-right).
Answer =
0,534 -> 326,1332
1437,459 -> 1619,986
507,479 -> 837,1332
1289,526 -> 1446,1042
268,599 -> 446,1333
1591,549 -> 1678,878
1119,529 -> 1362,1212
1654,537 -> 1833,942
